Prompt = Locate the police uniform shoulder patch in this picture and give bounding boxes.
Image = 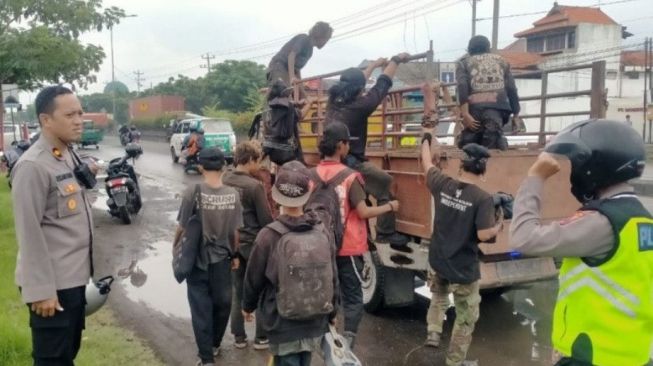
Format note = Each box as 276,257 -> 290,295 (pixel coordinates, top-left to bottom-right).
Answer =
637,223 -> 653,251
559,211 -> 593,226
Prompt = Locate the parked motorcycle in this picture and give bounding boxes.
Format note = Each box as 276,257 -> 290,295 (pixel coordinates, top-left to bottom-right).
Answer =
105,144 -> 143,224
2,140 -> 31,188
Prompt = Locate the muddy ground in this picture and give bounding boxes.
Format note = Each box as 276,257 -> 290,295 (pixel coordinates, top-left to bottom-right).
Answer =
84,136 -> 652,366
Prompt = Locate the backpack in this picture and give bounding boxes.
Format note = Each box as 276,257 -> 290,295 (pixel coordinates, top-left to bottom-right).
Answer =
305,167 -> 355,250
260,97 -> 302,165
268,221 -> 335,320
263,96 -> 296,141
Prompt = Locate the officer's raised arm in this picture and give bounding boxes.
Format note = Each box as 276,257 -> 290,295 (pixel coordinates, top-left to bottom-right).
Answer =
509,153 -> 613,257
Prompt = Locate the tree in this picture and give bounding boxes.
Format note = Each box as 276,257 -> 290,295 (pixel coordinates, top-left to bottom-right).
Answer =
205,60 -> 266,112
0,0 -> 125,89
144,75 -> 213,114
78,92 -> 129,124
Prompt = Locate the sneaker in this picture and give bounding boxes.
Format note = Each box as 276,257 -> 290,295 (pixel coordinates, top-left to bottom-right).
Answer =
234,337 -> 248,349
460,361 -> 478,366
376,232 -> 409,246
253,337 -> 270,350
424,332 -> 440,348
212,347 -> 221,357
196,361 -> 215,366
343,331 -> 356,350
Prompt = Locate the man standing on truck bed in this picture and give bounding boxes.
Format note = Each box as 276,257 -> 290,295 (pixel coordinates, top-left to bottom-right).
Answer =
510,119 -> 653,366
419,130 -> 502,366
325,52 -> 411,247
456,35 -> 521,150
267,21 -> 333,98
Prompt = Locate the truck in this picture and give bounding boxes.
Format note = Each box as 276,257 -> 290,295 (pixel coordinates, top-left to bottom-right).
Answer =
296,52 -> 607,312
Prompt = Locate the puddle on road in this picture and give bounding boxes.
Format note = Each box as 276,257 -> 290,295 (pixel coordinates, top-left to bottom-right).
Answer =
120,241 -> 190,319
89,187 -> 109,211
166,211 -> 178,223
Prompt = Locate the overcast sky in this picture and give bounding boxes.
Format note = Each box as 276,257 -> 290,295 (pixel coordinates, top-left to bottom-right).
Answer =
18,0 -> 653,102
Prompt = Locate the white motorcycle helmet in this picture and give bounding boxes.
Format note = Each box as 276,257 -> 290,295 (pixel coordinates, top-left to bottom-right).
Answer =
85,275 -> 114,316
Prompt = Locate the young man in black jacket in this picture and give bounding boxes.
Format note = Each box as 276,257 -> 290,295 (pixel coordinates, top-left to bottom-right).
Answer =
243,161 -> 338,366
223,141 -> 273,350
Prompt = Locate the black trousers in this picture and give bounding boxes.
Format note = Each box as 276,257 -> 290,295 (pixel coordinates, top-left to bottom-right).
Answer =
273,351 -> 312,366
458,108 -> 509,150
230,254 -> 265,340
187,260 -> 233,363
336,256 -> 364,334
29,286 -> 86,366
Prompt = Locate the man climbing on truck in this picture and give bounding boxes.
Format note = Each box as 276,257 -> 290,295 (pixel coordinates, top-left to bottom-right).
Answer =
419,129 -> 503,366
456,35 -> 521,150
325,52 -> 411,247
267,21 -> 333,99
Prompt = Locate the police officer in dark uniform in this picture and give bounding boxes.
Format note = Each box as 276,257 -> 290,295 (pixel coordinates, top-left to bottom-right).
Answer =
12,85 -> 94,365
510,119 -> 653,365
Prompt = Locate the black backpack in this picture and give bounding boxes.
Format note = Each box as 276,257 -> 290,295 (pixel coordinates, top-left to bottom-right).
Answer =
268,221 -> 335,320
263,96 -> 296,141
305,167 -> 355,250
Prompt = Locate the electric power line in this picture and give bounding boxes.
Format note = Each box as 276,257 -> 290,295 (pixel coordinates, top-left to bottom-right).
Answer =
476,0 -> 643,21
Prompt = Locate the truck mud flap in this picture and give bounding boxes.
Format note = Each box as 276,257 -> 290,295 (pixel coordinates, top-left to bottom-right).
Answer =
382,267 -> 416,307
375,241 -> 429,271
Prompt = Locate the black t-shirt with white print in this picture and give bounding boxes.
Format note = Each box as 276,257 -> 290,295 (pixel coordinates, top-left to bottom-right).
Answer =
426,167 -> 495,284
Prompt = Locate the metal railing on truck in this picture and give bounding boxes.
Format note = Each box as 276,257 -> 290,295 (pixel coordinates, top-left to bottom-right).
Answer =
296,57 -> 607,150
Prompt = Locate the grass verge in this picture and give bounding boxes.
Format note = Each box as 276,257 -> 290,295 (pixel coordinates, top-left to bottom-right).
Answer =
0,176 -> 163,365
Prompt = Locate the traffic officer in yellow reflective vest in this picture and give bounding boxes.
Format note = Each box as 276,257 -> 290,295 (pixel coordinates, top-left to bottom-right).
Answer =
12,85 -> 94,366
509,119 -> 653,366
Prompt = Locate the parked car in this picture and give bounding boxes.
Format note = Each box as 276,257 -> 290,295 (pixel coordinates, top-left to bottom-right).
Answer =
3,124 -> 22,150
169,118 -> 236,164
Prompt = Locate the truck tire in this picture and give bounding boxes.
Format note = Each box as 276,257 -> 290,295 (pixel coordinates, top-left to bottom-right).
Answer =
362,251 -> 385,313
170,147 -> 179,163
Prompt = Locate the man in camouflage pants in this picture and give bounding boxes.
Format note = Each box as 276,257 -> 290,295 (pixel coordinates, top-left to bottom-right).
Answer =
420,133 -> 503,366
427,272 -> 481,365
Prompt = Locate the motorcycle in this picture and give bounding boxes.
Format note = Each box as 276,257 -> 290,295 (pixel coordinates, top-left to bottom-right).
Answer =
2,140 -> 31,188
105,144 -> 143,224
184,152 -> 200,174
119,131 -> 131,146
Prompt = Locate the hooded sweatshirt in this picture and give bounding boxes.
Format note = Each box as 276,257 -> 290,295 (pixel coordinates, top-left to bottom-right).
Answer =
242,213 -> 339,344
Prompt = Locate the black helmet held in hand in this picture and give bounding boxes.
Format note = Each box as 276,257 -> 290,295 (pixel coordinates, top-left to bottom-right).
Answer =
545,119 -> 645,203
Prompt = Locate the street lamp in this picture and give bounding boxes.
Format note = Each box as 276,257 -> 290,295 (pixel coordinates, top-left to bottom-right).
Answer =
110,14 -> 138,124
110,14 -> 138,83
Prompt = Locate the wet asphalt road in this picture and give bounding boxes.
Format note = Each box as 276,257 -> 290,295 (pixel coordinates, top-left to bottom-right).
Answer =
84,136 -> 651,366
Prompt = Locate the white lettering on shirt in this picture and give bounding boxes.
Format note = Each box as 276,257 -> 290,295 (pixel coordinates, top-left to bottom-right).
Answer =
440,192 -> 472,212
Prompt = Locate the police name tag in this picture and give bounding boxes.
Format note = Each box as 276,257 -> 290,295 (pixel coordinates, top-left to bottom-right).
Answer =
638,223 -> 653,252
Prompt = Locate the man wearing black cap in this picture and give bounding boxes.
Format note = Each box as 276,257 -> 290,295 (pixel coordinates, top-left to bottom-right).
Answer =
420,131 -> 503,366
325,52 -> 410,246
175,147 -> 243,366
243,161 -> 338,366
456,35 -> 521,150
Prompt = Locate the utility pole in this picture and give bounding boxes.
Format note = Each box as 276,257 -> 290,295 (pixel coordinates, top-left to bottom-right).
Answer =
491,0 -> 500,50
200,53 -> 216,73
644,38 -> 649,142
471,0 -> 478,37
134,70 -> 145,96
